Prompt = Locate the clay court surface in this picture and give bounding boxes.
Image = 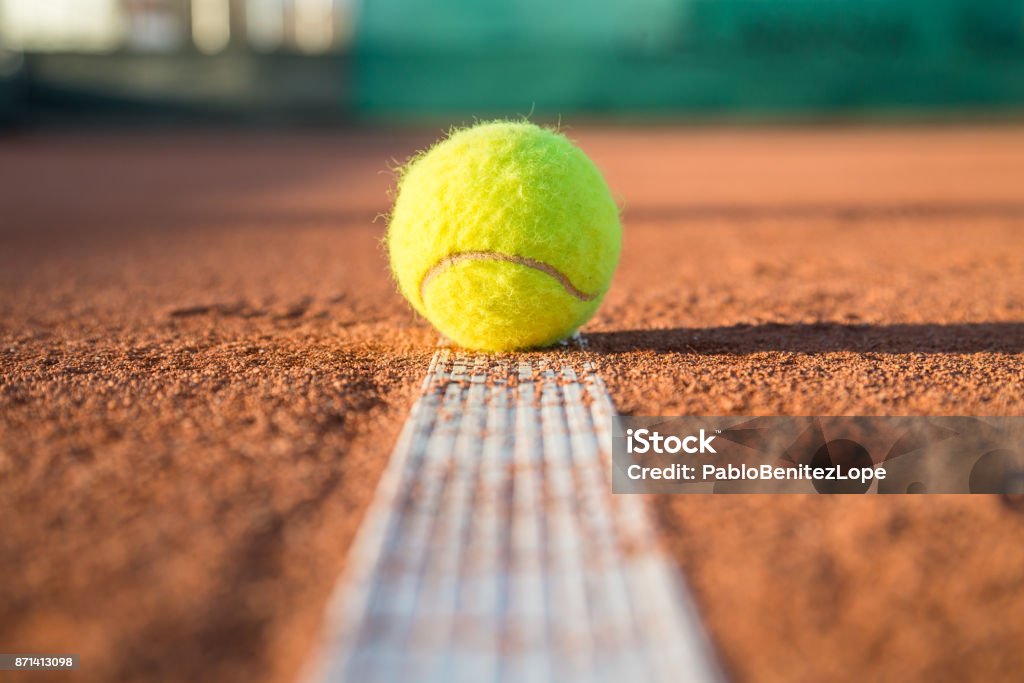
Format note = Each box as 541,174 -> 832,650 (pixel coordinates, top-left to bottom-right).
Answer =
2,125 -> 1024,682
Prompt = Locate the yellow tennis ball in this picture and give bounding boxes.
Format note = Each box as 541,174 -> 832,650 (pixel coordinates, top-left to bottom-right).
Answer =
387,121 -> 622,351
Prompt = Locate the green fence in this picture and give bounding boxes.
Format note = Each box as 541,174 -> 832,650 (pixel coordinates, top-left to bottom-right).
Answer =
353,0 -> 1024,117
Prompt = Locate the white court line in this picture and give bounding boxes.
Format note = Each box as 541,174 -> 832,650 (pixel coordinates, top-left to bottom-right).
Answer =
303,341 -> 724,683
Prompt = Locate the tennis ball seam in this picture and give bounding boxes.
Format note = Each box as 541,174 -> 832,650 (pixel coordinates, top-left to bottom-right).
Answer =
418,251 -> 600,305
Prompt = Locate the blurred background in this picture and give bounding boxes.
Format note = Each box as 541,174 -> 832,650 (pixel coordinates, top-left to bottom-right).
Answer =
3,5 -> 1024,683
1,0 -> 1024,127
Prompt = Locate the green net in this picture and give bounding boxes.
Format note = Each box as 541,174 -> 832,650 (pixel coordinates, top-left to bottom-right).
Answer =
353,0 -> 1024,117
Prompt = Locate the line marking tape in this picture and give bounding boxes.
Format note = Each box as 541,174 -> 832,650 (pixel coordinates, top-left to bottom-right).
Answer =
304,342 -> 724,683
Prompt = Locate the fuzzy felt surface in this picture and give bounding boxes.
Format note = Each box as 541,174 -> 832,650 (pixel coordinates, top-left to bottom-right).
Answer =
422,258 -> 601,351
387,121 -> 621,351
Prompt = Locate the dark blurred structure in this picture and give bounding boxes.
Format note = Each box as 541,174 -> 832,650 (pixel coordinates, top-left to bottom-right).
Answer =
1,0 -> 1023,125
0,0 -> 353,124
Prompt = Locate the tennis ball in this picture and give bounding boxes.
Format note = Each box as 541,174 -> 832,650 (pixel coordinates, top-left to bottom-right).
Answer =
387,121 -> 621,351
